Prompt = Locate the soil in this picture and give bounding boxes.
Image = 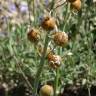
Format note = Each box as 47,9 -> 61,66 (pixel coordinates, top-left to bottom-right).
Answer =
0,83 -> 96,96
60,84 -> 96,96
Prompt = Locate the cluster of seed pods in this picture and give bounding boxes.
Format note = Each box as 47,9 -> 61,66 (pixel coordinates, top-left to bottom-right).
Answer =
27,0 -> 81,95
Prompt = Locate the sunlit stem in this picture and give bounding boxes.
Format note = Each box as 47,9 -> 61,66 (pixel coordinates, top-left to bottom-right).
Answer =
54,69 -> 59,96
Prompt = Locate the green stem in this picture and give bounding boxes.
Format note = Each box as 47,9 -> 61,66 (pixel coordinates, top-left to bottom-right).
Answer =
54,47 -> 61,96
51,0 -> 56,9
33,31 -> 50,96
50,0 -> 56,15
88,86 -> 91,96
63,3 -> 70,31
32,0 -> 37,26
54,69 -> 59,96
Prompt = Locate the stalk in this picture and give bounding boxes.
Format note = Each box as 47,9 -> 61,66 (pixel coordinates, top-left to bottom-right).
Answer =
88,87 -> 91,96
63,3 -> 70,31
33,31 -> 50,96
54,47 -> 61,96
54,69 -> 59,96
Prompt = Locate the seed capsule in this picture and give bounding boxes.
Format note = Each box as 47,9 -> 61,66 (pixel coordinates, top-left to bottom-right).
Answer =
47,53 -> 62,69
27,28 -> 40,43
71,0 -> 81,11
53,32 -> 68,47
40,85 -> 54,96
41,16 -> 56,31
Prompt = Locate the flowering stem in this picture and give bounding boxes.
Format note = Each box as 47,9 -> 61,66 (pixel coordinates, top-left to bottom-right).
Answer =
54,47 -> 61,96
54,69 -> 59,96
33,31 -> 50,96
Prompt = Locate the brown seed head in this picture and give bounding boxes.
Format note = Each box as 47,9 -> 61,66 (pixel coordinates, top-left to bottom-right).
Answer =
40,85 -> 54,96
71,0 -> 81,11
41,16 -> 56,31
27,28 -> 40,43
53,32 -> 68,47
47,53 -> 62,69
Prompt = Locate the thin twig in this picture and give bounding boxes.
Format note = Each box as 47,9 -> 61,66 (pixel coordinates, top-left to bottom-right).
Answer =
33,31 -> 50,96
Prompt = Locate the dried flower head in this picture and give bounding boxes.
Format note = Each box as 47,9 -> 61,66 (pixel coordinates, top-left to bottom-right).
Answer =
47,53 -> 62,69
53,32 -> 68,47
27,28 -> 40,43
71,0 -> 81,11
40,15 -> 56,31
40,84 -> 54,96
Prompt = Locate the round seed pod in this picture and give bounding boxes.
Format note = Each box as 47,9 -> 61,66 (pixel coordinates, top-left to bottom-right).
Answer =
40,85 -> 54,96
27,28 -> 40,43
41,16 -> 56,31
47,53 -> 62,69
53,32 -> 68,47
71,0 -> 81,11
